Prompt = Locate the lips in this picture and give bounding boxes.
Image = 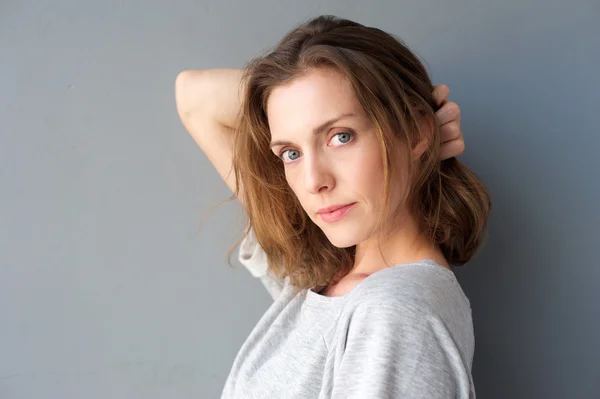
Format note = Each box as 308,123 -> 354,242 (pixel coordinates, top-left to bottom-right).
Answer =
317,202 -> 357,223
317,203 -> 356,214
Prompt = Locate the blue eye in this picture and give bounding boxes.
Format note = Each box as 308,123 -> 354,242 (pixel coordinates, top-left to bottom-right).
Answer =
278,131 -> 355,164
280,149 -> 300,162
333,132 -> 352,145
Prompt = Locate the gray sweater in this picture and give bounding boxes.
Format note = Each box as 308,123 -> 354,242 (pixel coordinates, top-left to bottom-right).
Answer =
221,228 -> 476,398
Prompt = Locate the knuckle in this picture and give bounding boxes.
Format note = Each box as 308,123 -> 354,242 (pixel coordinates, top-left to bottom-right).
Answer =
447,122 -> 460,137
447,101 -> 460,117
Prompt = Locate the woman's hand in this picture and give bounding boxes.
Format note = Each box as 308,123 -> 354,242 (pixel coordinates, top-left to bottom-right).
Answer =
433,84 -> 464,160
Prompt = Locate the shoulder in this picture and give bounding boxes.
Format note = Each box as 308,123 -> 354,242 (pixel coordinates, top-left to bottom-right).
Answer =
343,261 -> 472,325
330,261 -> 476,398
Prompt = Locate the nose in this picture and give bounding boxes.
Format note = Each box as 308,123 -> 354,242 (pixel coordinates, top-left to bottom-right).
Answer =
303,152 -> 334,194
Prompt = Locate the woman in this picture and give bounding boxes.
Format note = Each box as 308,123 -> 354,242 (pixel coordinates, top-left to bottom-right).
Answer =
176,15 -> 490,399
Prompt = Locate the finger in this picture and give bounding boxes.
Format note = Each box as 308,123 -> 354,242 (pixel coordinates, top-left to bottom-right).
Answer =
432,84 -> 450,106
440,138 -> 465,160
435,101 -> 460,126
439,121 -> 462,143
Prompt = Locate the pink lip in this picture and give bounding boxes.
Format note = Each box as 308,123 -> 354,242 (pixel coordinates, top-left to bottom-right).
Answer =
317,203 -> 355,214
318,203 -> 357,223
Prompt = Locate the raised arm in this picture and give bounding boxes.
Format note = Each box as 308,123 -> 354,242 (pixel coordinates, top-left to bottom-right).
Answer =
174,68 -> 245,201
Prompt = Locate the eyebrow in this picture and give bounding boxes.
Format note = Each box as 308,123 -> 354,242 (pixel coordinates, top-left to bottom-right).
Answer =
269,112 -> 356,148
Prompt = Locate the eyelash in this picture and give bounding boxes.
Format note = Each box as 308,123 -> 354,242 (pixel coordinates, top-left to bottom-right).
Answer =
278,131 -> 355,163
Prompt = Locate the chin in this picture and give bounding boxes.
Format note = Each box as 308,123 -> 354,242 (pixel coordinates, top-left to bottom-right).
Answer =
321,228 -> 362,249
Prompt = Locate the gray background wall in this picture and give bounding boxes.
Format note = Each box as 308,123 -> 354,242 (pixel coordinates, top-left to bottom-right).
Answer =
1,0 -> 598,398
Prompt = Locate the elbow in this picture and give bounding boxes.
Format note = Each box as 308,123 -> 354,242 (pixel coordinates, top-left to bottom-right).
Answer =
175,70 -> 205,118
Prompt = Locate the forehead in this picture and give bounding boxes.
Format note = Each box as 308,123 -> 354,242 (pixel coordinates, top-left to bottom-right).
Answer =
266,68 -> 365,137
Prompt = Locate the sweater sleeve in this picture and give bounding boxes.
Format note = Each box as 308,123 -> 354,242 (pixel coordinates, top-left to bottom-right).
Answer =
238,226 -> 286,300
331,298 -> 474,399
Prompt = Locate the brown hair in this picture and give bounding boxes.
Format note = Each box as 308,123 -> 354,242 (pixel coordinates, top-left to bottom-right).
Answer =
219,15 -> 490,290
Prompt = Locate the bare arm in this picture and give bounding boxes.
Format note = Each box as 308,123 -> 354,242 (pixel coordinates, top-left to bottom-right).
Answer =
174,68 -> 245,199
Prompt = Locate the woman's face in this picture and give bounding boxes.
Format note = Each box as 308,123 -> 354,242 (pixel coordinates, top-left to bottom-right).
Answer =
266,67 -> 410,248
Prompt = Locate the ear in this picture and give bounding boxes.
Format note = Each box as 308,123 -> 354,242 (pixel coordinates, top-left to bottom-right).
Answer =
411,118 -> 434,161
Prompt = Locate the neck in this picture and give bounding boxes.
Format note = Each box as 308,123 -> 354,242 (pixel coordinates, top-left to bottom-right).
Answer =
351,212 -> 448,275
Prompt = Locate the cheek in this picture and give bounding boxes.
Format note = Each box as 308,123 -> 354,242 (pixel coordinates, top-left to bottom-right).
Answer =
347,142 -> 410,210
283,169 -> 306,205
354,152 -> 385,197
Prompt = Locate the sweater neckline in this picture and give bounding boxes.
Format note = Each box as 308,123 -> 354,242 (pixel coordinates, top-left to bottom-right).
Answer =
303,259 -> 455,308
